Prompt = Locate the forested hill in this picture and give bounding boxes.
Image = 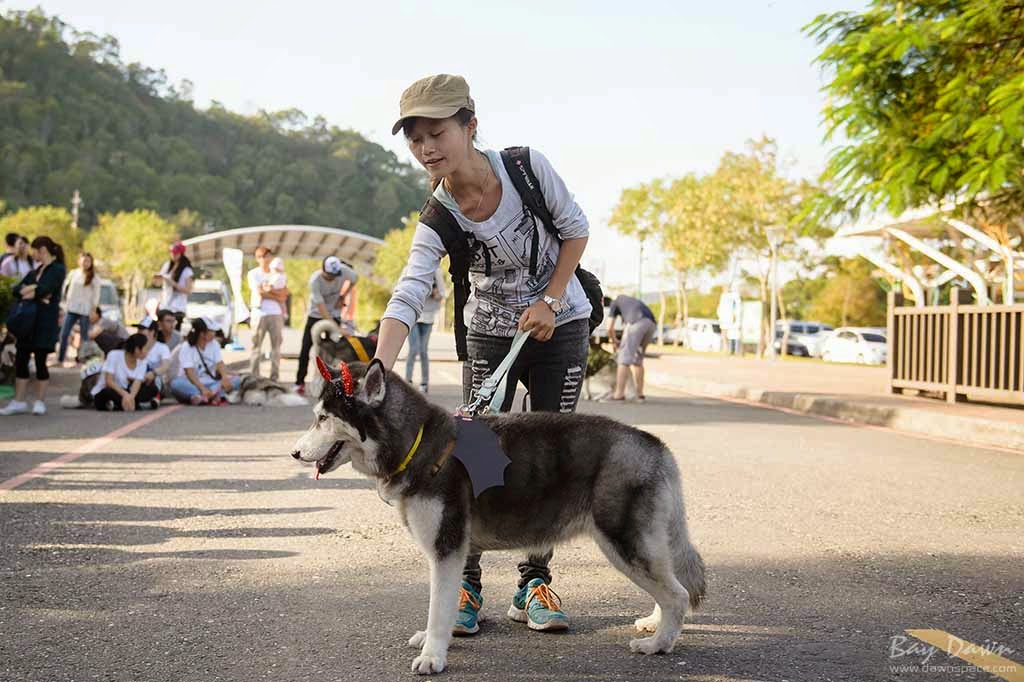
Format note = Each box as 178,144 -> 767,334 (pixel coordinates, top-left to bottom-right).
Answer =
0,9 -> 427,238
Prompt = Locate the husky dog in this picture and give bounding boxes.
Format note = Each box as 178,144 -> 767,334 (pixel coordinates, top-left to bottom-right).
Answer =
291,360 -> 706,675
238,375 -> 309,407
307,319 -> 379,396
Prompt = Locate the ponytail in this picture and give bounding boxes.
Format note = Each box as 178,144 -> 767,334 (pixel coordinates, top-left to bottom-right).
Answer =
30,236 -> 65,265
186,318 -> 208,347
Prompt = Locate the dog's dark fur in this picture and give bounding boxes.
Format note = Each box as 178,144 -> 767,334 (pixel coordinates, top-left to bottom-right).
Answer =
292,361 -> 706,675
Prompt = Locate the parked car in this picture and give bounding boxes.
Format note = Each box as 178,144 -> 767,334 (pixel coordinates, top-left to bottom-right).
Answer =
777,320 -> 834,357
184,279 -> 233,345
684,318 -> 723,353
772,330 -> 810,357
821,327 -> 888,365
97,279 -> 123,324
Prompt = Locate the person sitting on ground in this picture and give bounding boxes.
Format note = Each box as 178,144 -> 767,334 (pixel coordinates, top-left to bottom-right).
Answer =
90,333 -> 159,411
602,294 -> 657,403
156,308 -> 182,351
169,317 -> 241,405
135,316 -> 171,401
86,306 -> 130,354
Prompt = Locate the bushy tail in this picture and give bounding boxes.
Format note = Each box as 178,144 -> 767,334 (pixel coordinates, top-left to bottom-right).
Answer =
676,539 -> 706,610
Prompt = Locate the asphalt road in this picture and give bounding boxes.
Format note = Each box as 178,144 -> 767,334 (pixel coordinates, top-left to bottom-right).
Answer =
1,361 -> 1021,682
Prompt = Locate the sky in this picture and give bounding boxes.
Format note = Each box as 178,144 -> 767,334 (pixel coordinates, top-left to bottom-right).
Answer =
8,0 -> 861,291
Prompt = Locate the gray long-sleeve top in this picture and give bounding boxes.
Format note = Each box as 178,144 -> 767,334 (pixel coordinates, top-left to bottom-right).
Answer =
383,148 -> 591,338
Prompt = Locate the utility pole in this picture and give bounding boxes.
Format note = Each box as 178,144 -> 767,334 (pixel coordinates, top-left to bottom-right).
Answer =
71,190 -> 82,230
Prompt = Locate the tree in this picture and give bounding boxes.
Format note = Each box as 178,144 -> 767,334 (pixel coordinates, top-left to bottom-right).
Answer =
808,258 -> 888,328
0,9 -> 427,237
0,205 -> 83,263
806,1 -> 1024,222
84,210 -> 177,312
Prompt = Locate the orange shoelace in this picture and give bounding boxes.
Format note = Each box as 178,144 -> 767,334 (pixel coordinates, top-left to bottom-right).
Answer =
528,583 -> 562,612
458,586 -> 481,611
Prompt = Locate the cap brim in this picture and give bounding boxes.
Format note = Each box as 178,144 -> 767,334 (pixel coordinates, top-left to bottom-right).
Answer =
391,105 -> 464,135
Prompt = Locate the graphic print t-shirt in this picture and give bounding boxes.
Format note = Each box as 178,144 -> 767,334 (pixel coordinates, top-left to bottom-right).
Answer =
383,148 -> 592,338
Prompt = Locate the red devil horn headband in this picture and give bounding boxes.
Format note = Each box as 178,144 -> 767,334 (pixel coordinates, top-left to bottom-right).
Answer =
315,357 -> 354,396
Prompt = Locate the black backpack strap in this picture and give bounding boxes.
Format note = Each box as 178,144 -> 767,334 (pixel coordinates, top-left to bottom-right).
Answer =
501,146 -> 558,275
419,196 -> 472,361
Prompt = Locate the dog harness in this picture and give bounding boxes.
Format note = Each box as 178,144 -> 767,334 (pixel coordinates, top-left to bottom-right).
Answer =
344,336 -> 370,363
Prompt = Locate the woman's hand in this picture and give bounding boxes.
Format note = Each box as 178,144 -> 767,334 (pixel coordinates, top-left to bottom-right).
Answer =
121,395 -> 136,412
201,387 -> 216,402
220,375 -> 234,392
518,300 -> 555,342
20,284 -> 37,300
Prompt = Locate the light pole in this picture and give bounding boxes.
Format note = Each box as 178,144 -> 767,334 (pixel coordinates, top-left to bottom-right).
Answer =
765,225 -> 784,359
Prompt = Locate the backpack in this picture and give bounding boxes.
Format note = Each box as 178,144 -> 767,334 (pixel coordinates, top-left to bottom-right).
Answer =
419,146 -> 604,361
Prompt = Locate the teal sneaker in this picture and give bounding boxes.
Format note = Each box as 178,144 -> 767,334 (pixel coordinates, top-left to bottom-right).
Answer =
453,581 -> 484,636
507,578 -> 569,631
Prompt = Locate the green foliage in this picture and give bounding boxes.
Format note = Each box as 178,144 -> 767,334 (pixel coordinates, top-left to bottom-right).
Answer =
0,205 -> 84,263
281,259 -> 321,329
360,213 -> 420,328
83,210 -> 177,309
806,1 -> 1024,220
0,9 -> 426,237
0,275 -> 16,324
807,258 -> 887,327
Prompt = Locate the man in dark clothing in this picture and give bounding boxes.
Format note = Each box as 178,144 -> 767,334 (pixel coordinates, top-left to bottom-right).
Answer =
603,295 -> 656,403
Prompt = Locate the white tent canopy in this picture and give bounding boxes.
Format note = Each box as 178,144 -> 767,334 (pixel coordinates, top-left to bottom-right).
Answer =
181,225 -> 384,267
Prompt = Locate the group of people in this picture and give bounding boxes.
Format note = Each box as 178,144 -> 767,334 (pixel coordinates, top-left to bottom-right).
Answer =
0,234 -> 242,415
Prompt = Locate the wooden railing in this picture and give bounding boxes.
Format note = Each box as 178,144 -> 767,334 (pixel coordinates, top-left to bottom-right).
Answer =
888,290 -> 1024,404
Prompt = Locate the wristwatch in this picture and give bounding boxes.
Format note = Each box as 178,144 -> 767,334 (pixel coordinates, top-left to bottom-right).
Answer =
541,295 -> 562,313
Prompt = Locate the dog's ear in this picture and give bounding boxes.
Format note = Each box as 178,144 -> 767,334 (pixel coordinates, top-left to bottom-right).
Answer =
359,359 -> 387,407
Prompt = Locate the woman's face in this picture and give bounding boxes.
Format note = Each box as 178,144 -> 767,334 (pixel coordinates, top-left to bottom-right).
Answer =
203,329 -> 216,344
171,251 -> 181,263
405,116 -> 475,180
15,238 -> 28,256
132,346 -> 147,361
80,254 -> 92,270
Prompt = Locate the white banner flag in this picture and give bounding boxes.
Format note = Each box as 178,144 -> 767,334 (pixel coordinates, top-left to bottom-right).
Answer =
222,247 -> 249,325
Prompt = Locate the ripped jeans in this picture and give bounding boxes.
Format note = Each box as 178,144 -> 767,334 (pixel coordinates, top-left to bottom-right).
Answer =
461,318 -> 589,593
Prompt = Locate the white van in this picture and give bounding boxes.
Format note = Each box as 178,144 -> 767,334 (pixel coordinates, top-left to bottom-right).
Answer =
685,318 -> 723,353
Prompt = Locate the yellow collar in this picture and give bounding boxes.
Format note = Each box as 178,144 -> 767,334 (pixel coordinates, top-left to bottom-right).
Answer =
389,425 -> 424,477
345,336 -> 370,362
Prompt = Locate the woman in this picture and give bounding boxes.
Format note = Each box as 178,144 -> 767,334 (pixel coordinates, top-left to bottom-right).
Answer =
136,316 -> 171,402
59,252 -> 101,366
169,317 -> 241,405
404,272 -> 445,393
90,333 -> 152,411
374,74 -> 592,635
1,236 -> 67,416
0,234 -> 33,278
153,241 -> 193,329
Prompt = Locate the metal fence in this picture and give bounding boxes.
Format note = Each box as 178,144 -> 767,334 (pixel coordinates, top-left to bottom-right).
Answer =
888,290 -> 1024,404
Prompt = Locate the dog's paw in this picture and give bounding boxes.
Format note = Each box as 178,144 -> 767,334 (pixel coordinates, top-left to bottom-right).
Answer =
629,636 -> 674,655
411,652 -> 446,674
634,614 -> 660,633
407,630 -> 426,649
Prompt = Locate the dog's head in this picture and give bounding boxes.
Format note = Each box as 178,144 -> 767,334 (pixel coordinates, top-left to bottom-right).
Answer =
291,356 -> 408,479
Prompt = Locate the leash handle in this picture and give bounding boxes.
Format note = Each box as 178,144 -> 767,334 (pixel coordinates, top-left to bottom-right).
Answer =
463,329 -> 530,415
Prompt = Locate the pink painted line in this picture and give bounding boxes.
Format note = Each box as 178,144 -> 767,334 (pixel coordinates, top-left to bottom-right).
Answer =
0,405 -> 182,492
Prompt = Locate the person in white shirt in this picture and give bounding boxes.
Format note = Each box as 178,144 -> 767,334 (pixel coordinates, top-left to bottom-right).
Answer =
59,252 -> 102,366
247,246 -> 289,381
169,317 -> 241,405
135,316 -> 171,400
0,234 -> 33,278
153,241 -> 194,329
90,334 -> 149,411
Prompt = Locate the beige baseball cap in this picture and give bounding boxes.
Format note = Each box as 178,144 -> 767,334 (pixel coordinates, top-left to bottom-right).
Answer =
391,74 -> 475,135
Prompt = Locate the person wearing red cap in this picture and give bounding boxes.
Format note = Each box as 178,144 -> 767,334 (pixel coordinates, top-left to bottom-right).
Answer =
153,241 -> 194,329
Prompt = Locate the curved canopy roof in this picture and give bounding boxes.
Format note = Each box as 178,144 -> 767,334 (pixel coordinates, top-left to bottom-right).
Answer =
181,225 -> 384,266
